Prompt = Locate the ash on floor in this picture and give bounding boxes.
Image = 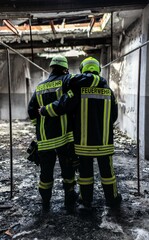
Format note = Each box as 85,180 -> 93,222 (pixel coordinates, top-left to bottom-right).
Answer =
0,120 -> 149,240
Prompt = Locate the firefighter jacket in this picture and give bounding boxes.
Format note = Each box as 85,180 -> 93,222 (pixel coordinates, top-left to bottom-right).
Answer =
28,72 -> 99,151
41,75 -> 118,157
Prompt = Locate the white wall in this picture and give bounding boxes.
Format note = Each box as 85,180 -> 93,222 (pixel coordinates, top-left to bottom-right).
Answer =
109,4 -> 149,160
110,16 -> 142,140
0,54 -> 29,119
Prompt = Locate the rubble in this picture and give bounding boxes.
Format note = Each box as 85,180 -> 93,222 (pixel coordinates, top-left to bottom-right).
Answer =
0,120 -> 149,240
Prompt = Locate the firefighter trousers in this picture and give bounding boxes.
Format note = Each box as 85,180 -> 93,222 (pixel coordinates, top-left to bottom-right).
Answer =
38,143 -> 76,203
78,155 -> 119,205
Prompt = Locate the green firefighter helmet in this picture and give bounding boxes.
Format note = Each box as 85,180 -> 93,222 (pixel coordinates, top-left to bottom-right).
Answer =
49,55 -> 68,69
80,57 -> 101,74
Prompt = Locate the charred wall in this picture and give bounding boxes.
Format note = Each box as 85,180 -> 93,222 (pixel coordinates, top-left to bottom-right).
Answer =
109,4 -> 149,160
0,54 -> 30,119
110,16 -> 142,140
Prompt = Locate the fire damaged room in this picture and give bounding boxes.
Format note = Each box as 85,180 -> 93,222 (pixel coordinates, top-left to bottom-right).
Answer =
0,1 -> 149,239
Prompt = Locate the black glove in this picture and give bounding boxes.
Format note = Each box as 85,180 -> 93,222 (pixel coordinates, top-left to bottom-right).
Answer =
39,106 -> 48,116
27,141 -> 40,166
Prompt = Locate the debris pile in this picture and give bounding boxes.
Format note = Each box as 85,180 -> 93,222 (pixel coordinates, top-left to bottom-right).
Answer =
0,120 -> 149,240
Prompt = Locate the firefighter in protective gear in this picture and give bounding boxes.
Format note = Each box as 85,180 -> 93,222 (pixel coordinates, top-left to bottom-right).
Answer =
40,57 -> 122,211
28,55 -> 77,212
28,55 -> 100,212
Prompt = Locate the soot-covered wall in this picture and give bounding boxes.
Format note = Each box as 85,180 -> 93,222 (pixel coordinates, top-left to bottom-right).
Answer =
110,17 -> 142,140
0,53 -> 30,119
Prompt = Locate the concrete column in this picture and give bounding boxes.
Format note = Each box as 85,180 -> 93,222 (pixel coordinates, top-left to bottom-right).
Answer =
100,46 -> 110,82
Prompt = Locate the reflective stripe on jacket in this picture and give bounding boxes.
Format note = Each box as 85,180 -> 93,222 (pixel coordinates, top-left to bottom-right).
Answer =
28,73 -> 74,151
48,76 -> 118,156
74,83 -> 116,156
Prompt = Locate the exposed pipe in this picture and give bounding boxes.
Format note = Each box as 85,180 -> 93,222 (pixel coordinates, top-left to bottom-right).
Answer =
0,40 -> 49,74
87,16 -> 95,37
102,39 -> 149,68
3,20 -> 20,36
136,47 -> 141,196
50,20 -> 56,37
111,12 -> 113,61
6,49 -> 13,199
29,17 -> 34,62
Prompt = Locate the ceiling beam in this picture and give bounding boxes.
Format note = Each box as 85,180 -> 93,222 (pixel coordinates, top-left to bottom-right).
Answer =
50,20 -> 57,37
0,1 -> 147,14
0,37 -> 111,50
3,20 -> 20,36
87,17 -> 96,37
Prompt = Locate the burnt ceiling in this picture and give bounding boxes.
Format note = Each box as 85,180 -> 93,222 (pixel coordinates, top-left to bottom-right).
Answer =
0,1 -> 148,57
0,0 -> 148,12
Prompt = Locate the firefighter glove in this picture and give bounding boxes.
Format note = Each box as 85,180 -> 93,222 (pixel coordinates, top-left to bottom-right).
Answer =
27,140 -> 40,166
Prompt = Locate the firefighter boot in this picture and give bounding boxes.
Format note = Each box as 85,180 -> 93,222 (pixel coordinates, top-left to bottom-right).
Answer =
63,182 -> 78,213
78,201 -> 92,213
39,188 -> 52,212
101,181 -> 122,208
106,193 -> 122,208
77,183 -> 93,213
